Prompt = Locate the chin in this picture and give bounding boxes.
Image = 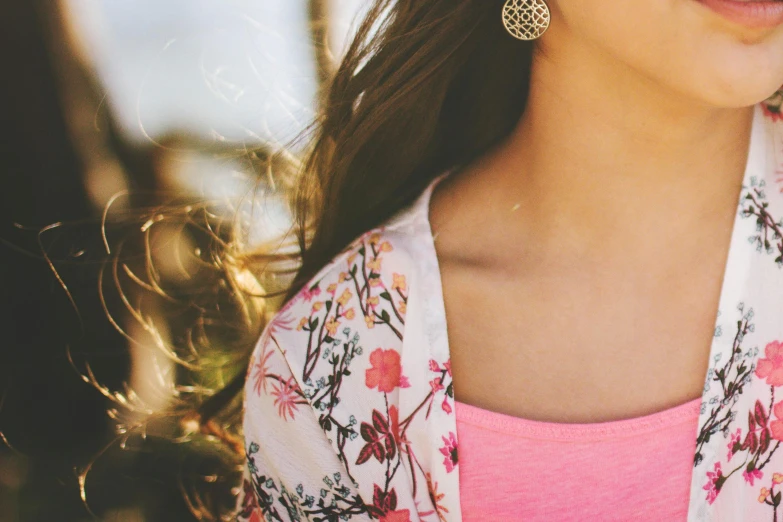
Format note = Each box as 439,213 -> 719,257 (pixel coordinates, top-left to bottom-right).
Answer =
698,75 -> 783,110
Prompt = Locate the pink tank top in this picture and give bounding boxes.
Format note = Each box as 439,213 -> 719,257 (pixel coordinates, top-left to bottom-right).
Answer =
455,397 -> 702,521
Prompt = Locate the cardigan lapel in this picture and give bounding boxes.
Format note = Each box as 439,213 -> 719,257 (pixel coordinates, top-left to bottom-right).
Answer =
688,102 -> 783,521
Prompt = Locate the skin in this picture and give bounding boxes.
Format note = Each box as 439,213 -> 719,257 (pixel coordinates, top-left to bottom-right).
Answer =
429,0 -> 783,423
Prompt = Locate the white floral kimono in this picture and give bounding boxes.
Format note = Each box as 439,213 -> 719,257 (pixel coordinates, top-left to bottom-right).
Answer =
238,100 -> 783,522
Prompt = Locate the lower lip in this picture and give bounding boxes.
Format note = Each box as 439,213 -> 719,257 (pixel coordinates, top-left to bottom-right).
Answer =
696,0 -> 783,29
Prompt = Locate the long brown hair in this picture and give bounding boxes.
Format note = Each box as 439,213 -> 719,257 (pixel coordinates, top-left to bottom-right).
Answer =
83,1 -> 537,518
199,0 -> 535,424
293,0 -> 534,298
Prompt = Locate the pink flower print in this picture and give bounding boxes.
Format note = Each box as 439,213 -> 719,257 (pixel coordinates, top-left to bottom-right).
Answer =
443,360 -> 452,377
743,468 -> 763,486
271,377 -> 301,421
379,510 -> 411,522
727,428 -> 742,461
442,397 -> 452,414
300,284 -> 321,301
430,378 -> 445,394
429,359 -> 440,372
704,461 -> 723,505
251,346 -> 274,395
439,432 -> 458,473
771,401 -> 783,441
755,341 -> 783,386
762,101 -> 783,122
366,349 -> 404,393
392,273 -> 407,292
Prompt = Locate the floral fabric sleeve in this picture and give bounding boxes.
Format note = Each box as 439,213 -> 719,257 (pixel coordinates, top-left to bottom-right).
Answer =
238,226 -> 459,522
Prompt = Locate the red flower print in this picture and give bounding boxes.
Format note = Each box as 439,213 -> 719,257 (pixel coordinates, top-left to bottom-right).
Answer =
439,432 -> 458,473
442,397 -> 452,414
271,377 -> 301,421
755,341 -> 783,386
727,428 -> 742,461
300,284 -> 321,301
770,401 -> 783,441
366,349 -> 404,393
704,461 -> 724,505
762,100 -> 783,122
743,468 -> 764,486
389,405 -> 401,444
380,510 -> 410,522
370,485 -> 409,521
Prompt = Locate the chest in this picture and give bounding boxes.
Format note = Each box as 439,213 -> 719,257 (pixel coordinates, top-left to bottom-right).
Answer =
440,258 -> 726,424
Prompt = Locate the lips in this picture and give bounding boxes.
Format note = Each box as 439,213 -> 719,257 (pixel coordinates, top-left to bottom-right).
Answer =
696,0 -> 783,29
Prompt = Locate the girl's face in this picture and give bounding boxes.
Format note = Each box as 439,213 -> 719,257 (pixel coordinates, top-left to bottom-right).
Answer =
546,0 -> 783,107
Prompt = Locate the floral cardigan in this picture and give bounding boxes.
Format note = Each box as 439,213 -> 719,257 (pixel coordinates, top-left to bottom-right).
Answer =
238,100 -> 783,522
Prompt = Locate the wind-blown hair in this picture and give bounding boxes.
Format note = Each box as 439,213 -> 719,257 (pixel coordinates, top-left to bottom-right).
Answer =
89,0 -> 536,518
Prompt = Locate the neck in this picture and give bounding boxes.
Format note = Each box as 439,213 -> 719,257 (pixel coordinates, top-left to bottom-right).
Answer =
488,38 -> 754,259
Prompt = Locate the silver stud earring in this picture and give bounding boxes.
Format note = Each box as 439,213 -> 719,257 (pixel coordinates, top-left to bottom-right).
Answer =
502,0 -> 551,41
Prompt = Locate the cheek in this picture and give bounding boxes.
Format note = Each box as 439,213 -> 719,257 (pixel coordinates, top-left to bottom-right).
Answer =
549,0 -> 783,106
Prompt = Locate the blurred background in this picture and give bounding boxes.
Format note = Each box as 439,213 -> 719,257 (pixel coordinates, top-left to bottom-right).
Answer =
0,1 -> 367,520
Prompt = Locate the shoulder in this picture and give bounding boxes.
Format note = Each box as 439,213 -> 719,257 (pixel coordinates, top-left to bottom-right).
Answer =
253,189 -> 433,389
271,225 -> 416,347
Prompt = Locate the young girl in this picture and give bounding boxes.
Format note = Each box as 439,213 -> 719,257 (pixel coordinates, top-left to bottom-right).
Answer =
236,0 -> 783,519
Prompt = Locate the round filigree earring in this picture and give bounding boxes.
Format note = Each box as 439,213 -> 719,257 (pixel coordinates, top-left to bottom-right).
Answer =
502,0 -> 551,41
